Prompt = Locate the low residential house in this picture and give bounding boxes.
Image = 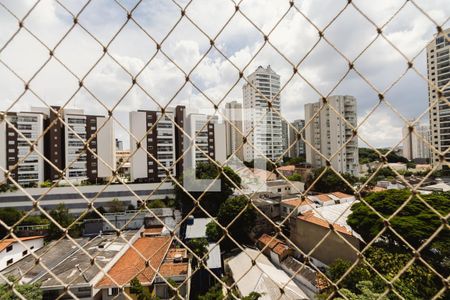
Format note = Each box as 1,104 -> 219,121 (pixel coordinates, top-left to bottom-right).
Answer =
308,192 -> 355,207
1,232 -> 138,299
376,180 -> 405,190
83,208 -> 182,236
289,202 -> 363,267
183,217 -> 222,290
419,180 -> 450,194
281,192 -> 355,219
250,197 -> 281,238
280,197 -> 316,219
281,256 -> 329,298
276,165 -> 296,177
266,180 -> 304,196
257,234 -> 294,267
96,235 -> 191,300
0,236 -> 44,270
226,248 -> 309,300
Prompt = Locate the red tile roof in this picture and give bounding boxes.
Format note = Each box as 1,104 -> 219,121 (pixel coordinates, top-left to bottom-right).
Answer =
159,262 -> 189,277
282,197 -> 314,208
0,236 -> 44,252
331,192 -> 353,199
298,211 -> 352,236
96,236 -> 171,288
258,234 -> 290,256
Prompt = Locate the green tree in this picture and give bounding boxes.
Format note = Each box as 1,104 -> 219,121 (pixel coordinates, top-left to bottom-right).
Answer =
47,203 -> 75,240
0,208 -> 22,238
198,283 -> 224,300
129,277 -> 156,300
305,167 -> 356,194
336,281 -> 387,300
217,196 -> 256,244
242,292 -> 262,300
286,173 -> 303,182
205,221 -> 222,242
348,190 -> 449,250
147,199 -> 166,209
187,238 -> 209,265
325,247 -> 444,300
0,276 -> 42,300
107,198 -> 125,213
175,162 -> 241,216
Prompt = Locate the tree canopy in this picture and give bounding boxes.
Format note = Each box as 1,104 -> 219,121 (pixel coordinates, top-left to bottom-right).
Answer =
175,162 -> 241,216
359,148 -> 408,164
47,203 -> 76,240
0,277 -> 42,300
305,167 -> 356,194
217,196 -> 256,244
347,190 -> 450,277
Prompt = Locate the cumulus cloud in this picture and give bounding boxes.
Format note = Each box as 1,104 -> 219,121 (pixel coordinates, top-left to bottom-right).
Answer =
0,0 -> 449,149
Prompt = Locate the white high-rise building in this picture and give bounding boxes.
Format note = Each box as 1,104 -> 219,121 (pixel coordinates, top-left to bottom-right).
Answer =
427,28 -> 450,167
129,106 -> 185,183
243,66 -> 283,162
0,111 -> 45,187
183,113 -> 226,170
304,96 -> 359,176
402,122 -> 431,161
1,107 -> 115,186
224,101 -> 244,161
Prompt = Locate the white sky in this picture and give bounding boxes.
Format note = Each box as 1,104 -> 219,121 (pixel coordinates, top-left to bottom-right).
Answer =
0,0 -> 449,149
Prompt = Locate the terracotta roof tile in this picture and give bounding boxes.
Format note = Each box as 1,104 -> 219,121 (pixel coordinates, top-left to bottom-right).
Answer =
159,262 -> 189,277
282,197 -> 313,208
258,234 -> 290,256
331,192 -> 353,199
316,194 -> 332,202
298,211 -> 352,236
96,236 -> 171,288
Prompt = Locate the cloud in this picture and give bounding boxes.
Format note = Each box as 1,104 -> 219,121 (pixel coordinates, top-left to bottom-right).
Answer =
0,0 -> 449,149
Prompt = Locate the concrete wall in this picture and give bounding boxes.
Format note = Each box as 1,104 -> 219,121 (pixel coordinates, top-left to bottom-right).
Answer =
130,111 -> 148,181
97,117 -> 116,179
290,218 -> 360,266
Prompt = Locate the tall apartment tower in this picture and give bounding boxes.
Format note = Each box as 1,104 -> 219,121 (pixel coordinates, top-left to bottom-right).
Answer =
243,66 -> 283,162
224,101 -> 244,161
0,111 -> 45,187
41,107 -> 115,183
183,113 -> 226,170
304,96 -> 359,176
402,122 -> 431,161
281,119 -> 290,157
289,119 -> 306,158
1,107 -> 115,186
427,28 -> 450,167
129,106 -> 185,183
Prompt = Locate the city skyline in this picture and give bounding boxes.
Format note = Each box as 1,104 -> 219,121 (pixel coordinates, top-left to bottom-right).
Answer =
1,1 -> 449,149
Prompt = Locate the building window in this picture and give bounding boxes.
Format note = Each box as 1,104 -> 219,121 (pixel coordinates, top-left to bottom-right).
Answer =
22,250 -> 28,256
107,288 -> 119,296
6,259 -> 13,266
6,245 -> 13,252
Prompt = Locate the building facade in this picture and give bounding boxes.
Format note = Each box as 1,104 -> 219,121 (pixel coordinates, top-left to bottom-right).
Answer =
289,119 -> 306,158
281,119 -> 290,157
183,113 -> 226,170
224,101 -> 244,161
0,112 -> 45,187
402,122 -> 431,161
1,107 -> 115,186
129,106 -> 185,183
427,28 -> 450,167
304,96 -> 359,175
243,66 -> 283,162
